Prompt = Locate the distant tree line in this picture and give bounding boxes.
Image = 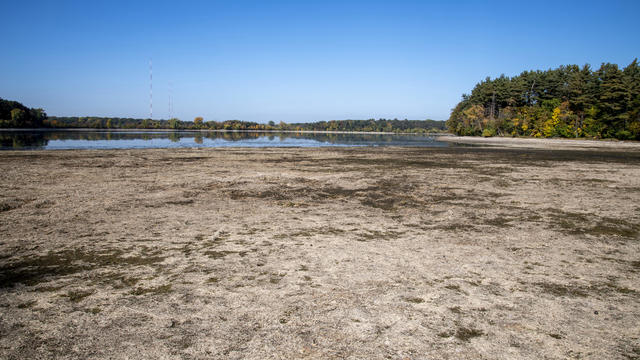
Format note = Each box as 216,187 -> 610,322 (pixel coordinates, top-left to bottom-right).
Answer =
1,100 -> 445,132
447,60 -> 640,140
0,98 -> 47,128
2,97 -> 446,133
46,116 -> 445,132
44,116 -> 276,131
287,119 -> 446,133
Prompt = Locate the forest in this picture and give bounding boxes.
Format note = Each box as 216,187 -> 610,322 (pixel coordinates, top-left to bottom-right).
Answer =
45,116 -> 445,133
287,119 -> 445,133
1,97 -> 445,133
446,60 -> 640,140
0,98 -> 47,128
44,116 -> 271,131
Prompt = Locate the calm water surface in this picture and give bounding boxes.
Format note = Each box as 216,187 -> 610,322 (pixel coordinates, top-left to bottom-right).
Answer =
0,130 -> 451,150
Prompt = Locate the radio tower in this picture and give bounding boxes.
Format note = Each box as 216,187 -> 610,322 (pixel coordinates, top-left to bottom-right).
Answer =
168,81 -> 173,120
149,59 -> 153,119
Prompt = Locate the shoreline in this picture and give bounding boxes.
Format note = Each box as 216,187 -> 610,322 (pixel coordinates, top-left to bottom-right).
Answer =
438,135 -> 640,150
4,128 -> 640,152
4,127 -> 639,148
0,128 -> 449,136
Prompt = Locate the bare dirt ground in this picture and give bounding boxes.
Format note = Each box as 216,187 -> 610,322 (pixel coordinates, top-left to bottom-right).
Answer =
438,135 -> 640,151
1,146 -> 639,359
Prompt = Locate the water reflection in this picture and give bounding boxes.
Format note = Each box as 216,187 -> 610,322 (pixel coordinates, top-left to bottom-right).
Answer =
0,130 -> 449,150
0,132 -> 49,149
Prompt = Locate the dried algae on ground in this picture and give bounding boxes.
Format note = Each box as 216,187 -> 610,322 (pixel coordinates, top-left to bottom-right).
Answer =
1,146 -> 639,359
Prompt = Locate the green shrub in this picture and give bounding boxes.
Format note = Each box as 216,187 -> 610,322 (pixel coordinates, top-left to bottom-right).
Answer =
482,128 -> 496,137
615,130 -> 632,140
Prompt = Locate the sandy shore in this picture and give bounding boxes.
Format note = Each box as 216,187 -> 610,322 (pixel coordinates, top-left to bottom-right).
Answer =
437,135 -> 640,150
1,146 -> 639,359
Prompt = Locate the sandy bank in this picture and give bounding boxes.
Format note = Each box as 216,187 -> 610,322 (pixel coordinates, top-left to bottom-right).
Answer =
1,147 -> 639,359
438,135 -> 640,151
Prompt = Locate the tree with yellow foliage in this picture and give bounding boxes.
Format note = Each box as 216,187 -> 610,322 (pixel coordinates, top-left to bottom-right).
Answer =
543,107 -> 562,137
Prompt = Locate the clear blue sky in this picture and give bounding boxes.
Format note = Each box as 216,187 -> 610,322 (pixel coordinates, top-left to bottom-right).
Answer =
1,0 -> 639,123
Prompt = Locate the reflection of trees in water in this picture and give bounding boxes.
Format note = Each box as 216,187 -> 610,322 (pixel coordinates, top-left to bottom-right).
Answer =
168,132 -> 181,142
277,132 -> 435,145
0,132 -> 49,149
45,131 -> 175,141
204,132 -> 261,141
198,131 -> 433,145
0,130 -> 438,148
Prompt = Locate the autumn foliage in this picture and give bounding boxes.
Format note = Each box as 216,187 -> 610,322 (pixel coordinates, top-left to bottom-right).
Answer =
447,60 -> 640,140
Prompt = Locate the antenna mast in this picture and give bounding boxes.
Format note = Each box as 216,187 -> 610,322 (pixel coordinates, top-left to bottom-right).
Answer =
149,59 -> 153,119
169,81 -> 173,120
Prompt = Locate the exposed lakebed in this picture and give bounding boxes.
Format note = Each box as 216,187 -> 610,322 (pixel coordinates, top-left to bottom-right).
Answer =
1,146 -> 639,358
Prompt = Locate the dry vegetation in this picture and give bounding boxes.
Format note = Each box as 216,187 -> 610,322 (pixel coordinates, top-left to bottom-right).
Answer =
1,146 -> 639,359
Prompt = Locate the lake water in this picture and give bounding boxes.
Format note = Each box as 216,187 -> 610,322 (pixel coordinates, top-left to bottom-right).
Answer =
0,130 -> 451,150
